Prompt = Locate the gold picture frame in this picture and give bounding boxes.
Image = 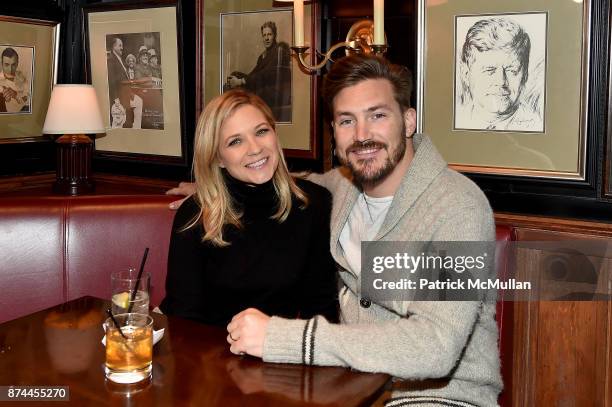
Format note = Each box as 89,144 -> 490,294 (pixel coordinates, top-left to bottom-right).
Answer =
198,0 -> 318,159
0,15 -> 59,142
416,0 -> 590,180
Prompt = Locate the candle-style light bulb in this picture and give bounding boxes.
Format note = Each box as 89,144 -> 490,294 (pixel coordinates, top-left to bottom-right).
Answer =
373,0 -> 384,45
294,0 -> 304,47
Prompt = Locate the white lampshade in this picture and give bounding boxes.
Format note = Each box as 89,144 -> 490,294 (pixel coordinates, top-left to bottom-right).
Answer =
43,84 -> 105,134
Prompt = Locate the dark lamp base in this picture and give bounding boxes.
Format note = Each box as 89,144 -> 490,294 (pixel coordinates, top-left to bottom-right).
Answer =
54,134 -> 95,196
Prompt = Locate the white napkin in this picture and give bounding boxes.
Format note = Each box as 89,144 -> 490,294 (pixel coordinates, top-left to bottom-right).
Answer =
101,326 -> 164,347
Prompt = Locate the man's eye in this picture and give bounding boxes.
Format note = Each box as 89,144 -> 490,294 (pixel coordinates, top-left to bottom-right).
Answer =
338,119 -> 353,126
372,112 -> 386,120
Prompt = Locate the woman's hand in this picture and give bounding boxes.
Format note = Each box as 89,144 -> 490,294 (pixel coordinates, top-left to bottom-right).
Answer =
227,308 -> 270,358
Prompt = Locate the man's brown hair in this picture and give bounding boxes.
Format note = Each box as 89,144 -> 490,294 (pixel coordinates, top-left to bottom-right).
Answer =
322,54 -> 413,118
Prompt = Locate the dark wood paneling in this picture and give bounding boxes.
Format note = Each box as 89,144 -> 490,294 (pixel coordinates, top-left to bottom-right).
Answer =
513,300 -> 610,406
0,172 -> 176,196
496,212 -> 612,237
496,214 -> 612,407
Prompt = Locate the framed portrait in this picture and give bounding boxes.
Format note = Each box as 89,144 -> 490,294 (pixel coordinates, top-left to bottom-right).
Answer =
83,0 -> 188,166
199,0 -> 318,159
605,132 -> 612,198
416,0 -> 590,180
0,15 -> 59,142
606,53 -> 612,198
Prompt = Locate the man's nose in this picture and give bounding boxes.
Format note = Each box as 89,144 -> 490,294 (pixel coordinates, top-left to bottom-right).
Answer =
353,121 -> 370,142
493,69 -> 509,86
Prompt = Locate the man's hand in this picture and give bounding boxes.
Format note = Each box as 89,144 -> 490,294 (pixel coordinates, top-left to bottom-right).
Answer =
2,86 -> 16,102
226,308 -> 270,358
165,181 -> 196,209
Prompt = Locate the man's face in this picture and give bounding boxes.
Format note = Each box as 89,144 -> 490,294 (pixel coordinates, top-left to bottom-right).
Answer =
1,55 -> 18,80
466,48 -> 526,116
262,27 -> 274,49
332,79 -> 415,186
139,53 -> 149,65
112,39 -> 123,56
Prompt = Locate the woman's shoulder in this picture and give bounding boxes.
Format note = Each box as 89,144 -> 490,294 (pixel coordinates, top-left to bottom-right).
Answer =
174,195 -> 201,222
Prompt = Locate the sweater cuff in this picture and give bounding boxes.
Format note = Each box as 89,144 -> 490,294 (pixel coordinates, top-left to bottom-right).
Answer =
263,316 -> 311,364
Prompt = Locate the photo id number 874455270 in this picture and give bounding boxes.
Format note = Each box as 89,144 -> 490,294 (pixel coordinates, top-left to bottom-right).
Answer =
0,386 -> 69,401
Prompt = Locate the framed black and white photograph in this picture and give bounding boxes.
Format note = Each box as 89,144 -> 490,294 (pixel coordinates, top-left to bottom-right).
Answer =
105,32 -> 164,130
417,0 -> 589,180
200,1 -> 319,159
221,10 -> 292,123
0,44 -> 34,115
454,13 -> 547,133
0,15 -> 58,142
83,0 -> 188,167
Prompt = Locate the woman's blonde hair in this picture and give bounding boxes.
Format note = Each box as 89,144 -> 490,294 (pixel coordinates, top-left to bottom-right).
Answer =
188,89 -> 308,246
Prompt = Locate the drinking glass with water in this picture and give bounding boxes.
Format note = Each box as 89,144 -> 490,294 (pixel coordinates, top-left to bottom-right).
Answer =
111,269 -> 150,315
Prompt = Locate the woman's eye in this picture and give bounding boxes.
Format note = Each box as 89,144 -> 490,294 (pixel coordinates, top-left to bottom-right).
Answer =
228,138 -> 241,146
256,128 -> 270,136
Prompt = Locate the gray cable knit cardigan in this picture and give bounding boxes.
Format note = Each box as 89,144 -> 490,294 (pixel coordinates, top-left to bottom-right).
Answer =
263,134 -> 502,407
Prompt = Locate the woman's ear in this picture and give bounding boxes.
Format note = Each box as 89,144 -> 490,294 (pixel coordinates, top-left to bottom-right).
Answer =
216,154 -> 226,168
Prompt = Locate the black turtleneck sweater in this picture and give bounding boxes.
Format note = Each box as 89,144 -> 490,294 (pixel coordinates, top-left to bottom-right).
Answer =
159,174 -> 339,327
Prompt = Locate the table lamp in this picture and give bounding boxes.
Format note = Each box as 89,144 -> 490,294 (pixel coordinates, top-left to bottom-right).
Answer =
43,84 -> 105,195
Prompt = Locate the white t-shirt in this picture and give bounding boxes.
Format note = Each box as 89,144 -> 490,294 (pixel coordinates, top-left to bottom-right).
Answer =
339,193 -> 393,276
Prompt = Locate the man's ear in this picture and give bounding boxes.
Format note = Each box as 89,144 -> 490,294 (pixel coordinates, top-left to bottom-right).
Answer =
403,108 -> 417,137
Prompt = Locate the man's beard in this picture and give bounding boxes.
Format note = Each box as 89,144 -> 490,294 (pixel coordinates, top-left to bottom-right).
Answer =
340,123 -> 407,187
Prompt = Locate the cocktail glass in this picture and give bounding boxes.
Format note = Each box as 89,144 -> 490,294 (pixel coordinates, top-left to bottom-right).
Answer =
104,313 -> 153,383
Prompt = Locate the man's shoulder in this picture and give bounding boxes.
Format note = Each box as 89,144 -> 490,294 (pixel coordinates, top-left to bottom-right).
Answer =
277,41 -> 291,51
434,167 -> 491,210
305,167 -> 353,192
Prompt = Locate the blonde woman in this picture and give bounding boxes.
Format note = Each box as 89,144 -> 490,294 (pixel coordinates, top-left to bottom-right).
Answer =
159,90 -> 338,326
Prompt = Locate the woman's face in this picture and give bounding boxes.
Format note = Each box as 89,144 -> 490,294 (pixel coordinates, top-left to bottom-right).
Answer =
217,104 -> 279,185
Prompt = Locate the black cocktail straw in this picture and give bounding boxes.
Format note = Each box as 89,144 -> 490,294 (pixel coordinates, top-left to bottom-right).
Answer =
106,308 -> 128,340
127,247 -> 149,313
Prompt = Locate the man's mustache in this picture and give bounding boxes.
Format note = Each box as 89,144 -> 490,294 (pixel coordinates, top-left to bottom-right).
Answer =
346,140 -> 386,154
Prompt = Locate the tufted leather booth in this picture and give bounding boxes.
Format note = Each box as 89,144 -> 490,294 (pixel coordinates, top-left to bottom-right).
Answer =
0,195 -> 514,405
0,195 -> 175,324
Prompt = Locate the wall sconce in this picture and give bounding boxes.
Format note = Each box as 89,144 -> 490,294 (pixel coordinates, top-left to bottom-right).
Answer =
280,0 -> 388,72
43,84 -> 105,195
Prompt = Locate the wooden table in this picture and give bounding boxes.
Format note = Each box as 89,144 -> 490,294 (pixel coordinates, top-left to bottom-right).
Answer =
0,297 -> 389,406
